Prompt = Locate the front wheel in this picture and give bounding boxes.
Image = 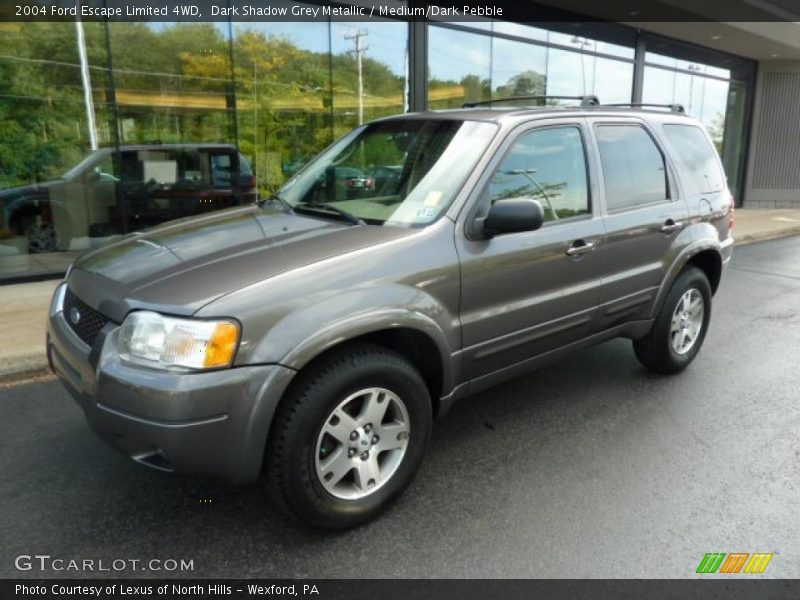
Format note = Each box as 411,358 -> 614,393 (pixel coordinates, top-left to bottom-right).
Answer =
264,342 -> 432,529
633,266 -> 712,374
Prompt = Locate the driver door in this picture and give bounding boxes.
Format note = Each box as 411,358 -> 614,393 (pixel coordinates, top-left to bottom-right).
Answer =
456,120 -> 606,382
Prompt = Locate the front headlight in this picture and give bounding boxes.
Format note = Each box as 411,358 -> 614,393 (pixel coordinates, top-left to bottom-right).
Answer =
118,311 -> 240,371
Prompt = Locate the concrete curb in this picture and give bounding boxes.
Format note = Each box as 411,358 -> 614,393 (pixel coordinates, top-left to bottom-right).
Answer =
0,367 -> 55,389
1,226 -> 799,385
0,355 -> 51,384
734,224 -> 800,246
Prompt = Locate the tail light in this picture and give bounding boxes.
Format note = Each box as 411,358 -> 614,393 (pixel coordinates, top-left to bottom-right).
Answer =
242,175 -> 257,189
729,196 -> 736,231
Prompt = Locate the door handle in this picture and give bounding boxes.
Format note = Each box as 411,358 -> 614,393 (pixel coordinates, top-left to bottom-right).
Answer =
661,219 -> 683,234
565,240 -> 597,257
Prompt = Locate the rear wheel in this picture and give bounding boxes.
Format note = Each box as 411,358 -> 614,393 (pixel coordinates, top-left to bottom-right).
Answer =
633,266 -> 712,374
264,342 -> 432,529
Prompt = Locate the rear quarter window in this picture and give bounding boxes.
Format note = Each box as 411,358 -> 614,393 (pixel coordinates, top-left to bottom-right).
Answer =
662,124 -> 725,195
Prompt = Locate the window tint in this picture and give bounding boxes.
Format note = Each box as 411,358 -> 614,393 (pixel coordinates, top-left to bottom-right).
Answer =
663,124 -> 725,194
488,127 -> 589,223
595,125 -> 668,210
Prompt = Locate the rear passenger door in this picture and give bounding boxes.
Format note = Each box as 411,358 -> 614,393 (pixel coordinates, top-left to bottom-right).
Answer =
588,118 -> 690,330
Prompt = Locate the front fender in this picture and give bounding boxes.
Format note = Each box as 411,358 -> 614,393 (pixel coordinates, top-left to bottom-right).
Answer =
242,284 -> 458,396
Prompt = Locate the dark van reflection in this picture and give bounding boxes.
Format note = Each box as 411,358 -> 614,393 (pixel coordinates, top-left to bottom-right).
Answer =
0,144 -> 256,255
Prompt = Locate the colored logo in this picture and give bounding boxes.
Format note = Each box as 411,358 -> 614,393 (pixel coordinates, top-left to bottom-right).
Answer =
696,552 -> 773,574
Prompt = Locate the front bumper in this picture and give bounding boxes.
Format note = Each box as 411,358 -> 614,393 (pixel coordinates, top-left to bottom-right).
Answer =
47,283 -> 295,484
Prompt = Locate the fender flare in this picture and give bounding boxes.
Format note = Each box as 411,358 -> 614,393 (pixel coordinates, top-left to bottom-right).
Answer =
650,238 -> 723,319
278,307 -> 457,399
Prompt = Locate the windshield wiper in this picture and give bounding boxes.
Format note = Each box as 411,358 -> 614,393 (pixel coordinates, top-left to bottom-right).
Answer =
294,203 -> 365,226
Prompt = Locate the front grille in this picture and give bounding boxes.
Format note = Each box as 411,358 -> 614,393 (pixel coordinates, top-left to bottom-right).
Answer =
63,288 -> 110,347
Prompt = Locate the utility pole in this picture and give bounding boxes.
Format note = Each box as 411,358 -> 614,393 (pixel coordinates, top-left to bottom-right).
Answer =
345,30 -> 368,125
75,15 -> 98,150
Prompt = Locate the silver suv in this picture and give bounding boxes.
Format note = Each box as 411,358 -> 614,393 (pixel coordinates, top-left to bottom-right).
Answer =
47,98 -> 734,528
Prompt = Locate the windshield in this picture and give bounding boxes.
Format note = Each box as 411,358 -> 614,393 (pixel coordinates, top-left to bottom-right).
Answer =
278,119 -> 497,227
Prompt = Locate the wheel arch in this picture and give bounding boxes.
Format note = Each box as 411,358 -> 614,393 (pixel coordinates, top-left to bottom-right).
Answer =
651,241 -> 724,319
685,248 -> 723,294
281,321 -> 453,418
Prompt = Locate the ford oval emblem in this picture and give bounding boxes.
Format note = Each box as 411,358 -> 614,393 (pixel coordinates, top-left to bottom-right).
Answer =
68,306 -> 81,325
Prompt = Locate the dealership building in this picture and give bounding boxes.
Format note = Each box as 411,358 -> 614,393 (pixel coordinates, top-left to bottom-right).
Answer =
1,0 -> 799,282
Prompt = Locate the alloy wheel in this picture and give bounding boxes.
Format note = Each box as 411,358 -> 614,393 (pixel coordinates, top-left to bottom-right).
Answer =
670,288 -> 704,355
314,387 -> 410,500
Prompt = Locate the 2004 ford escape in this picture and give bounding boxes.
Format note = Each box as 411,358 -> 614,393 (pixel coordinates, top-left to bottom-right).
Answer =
48,97 -> 734,528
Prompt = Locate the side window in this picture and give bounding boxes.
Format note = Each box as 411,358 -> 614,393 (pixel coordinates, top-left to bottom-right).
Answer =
210,153 -> 233,190
662,124 -> 725,194
488,126 -> 589,223
595,125 -> 668,211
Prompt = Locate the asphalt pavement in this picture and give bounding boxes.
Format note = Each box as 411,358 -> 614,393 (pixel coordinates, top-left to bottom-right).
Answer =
1,236 -> 799,578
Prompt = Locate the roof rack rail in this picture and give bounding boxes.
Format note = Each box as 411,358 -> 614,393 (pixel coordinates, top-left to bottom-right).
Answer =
462,95 -> 600,108
602,102 -> 686,114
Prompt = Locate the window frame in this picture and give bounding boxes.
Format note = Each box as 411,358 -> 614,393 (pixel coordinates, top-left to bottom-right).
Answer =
591,120 -> 676,214
465,120 -> 594,238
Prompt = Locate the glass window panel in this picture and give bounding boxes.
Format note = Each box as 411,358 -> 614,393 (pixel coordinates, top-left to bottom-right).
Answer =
110,23 -> 234,146
595,125 -> 668,211
0,22 -> 106,277
233,16 -> 331,191
547,49 -> 633,103
643,66 -> 708,116
642,66 -> 677,105
546,48 -> 591,98
331,21 -> 408,138
488,127 -> 590,222
673,72 -> 706,116
490,37 -> 547,99
428,26 -> 491,109
592,57 -> 634,103
700,78 -> 730,148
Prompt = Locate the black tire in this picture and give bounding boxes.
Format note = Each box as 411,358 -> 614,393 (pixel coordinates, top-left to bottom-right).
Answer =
264,342 -> 432,529
633,266 -> 712,375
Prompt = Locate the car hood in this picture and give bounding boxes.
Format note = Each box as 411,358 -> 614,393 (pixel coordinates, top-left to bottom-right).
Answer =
68,203 -> 415,322
0,181 -> 58,204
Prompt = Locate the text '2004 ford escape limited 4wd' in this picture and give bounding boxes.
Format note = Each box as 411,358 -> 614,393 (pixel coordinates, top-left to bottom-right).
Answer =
48,97 -> 734,528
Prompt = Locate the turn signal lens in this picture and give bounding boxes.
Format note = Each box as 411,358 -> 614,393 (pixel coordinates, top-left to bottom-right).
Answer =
204,322 -> 240,368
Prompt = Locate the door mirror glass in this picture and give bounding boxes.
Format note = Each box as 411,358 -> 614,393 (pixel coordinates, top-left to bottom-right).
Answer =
481,197 -> 545,237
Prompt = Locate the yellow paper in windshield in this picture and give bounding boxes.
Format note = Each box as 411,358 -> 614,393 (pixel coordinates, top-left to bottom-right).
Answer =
423,191 -> 443,207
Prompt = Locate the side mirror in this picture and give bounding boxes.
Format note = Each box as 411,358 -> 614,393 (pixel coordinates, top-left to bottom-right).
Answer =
479,197 -> 545,238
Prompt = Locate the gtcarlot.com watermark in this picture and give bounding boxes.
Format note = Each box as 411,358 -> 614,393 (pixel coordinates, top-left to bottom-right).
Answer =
14,554 -> 194,573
